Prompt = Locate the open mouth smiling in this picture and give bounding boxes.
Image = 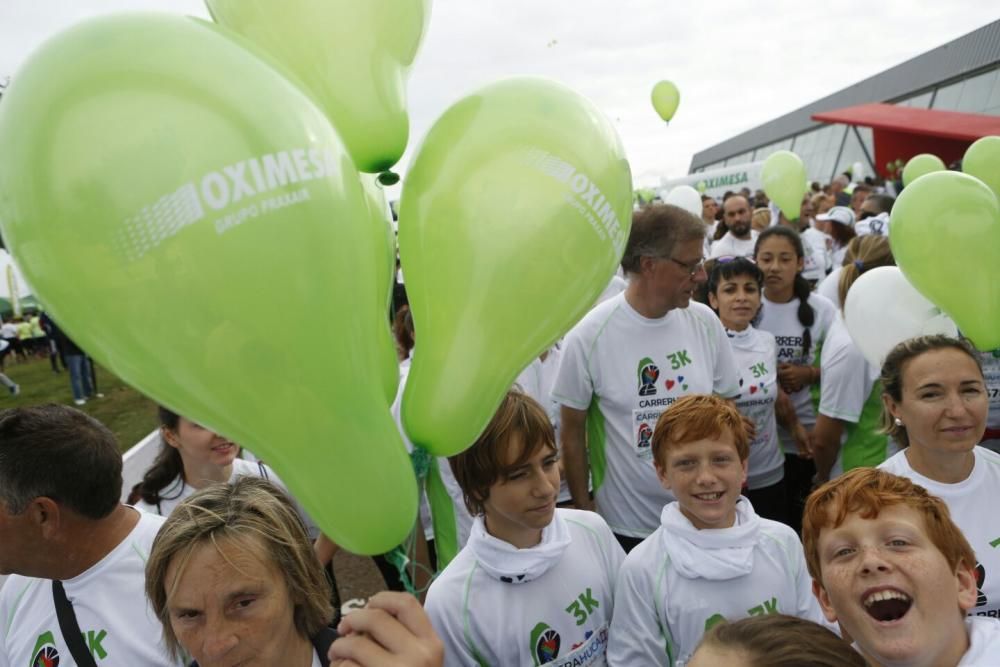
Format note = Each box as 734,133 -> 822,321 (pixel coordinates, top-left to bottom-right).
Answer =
862,588 -> 912,623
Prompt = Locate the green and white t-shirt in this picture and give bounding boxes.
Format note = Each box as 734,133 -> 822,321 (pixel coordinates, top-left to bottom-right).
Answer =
0,511 -> 181,667
607,499 -> 826,666
552,294 -> 740,538
728,326 -> 784,490
819,314 -> 893,475
758,292 -> 837,455
425,509 -> 624,667
880,448 -> 1000,619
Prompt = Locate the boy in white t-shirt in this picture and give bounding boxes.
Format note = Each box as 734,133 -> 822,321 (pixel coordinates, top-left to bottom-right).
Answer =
803,468 -> 1000,667
424,390 -> 625,667
607,395 -> 825,666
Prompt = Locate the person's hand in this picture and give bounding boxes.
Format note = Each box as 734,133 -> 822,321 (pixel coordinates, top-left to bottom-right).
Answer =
792,422 -> 812,459
777,363 -> 814,394
328,592 -> 444,667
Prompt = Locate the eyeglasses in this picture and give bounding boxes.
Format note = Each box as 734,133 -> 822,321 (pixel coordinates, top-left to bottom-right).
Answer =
666,255 -> 706,277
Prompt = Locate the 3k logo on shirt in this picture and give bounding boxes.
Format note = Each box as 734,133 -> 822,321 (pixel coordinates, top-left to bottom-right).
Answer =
637,351 -> 693,397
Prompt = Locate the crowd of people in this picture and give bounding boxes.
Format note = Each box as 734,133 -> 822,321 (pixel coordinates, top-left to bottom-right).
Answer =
1,171 -> 999,666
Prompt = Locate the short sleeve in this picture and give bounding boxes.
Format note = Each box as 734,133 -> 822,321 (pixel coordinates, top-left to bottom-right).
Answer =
551,324 -> 595,411
819,333 -> 868,423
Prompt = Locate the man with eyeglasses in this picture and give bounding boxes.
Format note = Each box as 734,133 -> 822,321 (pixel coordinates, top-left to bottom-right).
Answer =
710,195 -> 758,259
553,204 -> 741,553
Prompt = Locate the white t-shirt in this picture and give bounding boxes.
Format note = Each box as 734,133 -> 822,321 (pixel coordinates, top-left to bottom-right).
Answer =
800,226 -> 833,282
709,230 -> 759,259
757,292 -> 837,455
553,294 -> 740,538
819,314 -> 893,475
831,244 -> 848,270
880,448 -> 1000,619
816,266 -> 843,308
0,511 -> 181,667
607,499 -> 826,666
979,350 -> 1000,453
425,509 -> 624,667
516,347 -> 572,503
959,617 -> 1000,665
728,327 -> 785,489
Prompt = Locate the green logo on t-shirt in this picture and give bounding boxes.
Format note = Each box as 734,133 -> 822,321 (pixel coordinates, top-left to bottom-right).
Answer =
667,349 -> 692,370
529,622 -> 561,666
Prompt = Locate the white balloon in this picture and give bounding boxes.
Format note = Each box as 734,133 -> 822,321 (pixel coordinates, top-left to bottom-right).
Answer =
844,266 -> 959,367
664,185 -> 702,217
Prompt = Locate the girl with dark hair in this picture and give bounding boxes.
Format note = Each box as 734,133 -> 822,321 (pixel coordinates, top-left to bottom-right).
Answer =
129,407 -> 315,538
753,226 -> 837,533
707,257 -> 808,524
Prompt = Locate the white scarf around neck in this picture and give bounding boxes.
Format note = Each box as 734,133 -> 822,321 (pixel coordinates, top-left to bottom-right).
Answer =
468,509 -> 572,584
659,497 -> 761,581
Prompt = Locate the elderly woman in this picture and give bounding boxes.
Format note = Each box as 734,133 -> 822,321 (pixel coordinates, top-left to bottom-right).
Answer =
145,477 -> 444,667
145,476 -> 335,666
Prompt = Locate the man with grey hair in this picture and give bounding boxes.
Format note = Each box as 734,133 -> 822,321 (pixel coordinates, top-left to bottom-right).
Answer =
0,405 -> 180,666
553,204 -> 741,552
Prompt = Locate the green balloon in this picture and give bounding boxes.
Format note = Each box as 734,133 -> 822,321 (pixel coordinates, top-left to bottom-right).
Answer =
651,80 -> 680,123
901,153 -> 946,187
206,0 -> 431,173
0,13 -> 414,554
963,136 -> 1000,200
361,173 -> 401,404
889,171 -> 1000,350
399,77 -> 632,456
761,151 -> 807,222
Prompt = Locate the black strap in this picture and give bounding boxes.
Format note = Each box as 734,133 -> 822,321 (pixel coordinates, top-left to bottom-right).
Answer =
52,580 -> 100,667
258,460 -> 269,480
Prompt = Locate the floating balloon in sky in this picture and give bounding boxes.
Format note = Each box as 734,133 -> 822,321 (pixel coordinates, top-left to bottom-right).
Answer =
0,13 -> 414,554
207,0 -> 432,174
651,80 -> 680,123
399,77 -> 632,457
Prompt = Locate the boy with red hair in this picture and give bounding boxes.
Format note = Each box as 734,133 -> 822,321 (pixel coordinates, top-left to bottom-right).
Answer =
803,467 -> 1000,667
607,394 -> 824,665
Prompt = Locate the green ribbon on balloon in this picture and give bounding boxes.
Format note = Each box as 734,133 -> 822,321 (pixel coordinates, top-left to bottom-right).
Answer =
206,0 -> 431,175
651,80 -> 680,123
399,77 -> 632,457
963,136 -> 1000,201
761,151 -> 807,222
901,153 -> 945,188
0,13 -> 414,554
889,171 -> 1000,350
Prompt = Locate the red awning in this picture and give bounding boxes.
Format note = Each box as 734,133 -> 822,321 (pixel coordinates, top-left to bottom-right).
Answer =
811,103 -> 1000,177
812,103 -> 1000,141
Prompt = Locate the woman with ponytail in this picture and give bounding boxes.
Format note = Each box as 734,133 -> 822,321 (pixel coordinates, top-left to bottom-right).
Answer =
754,226 -> 837,532
811,235 -> 897,486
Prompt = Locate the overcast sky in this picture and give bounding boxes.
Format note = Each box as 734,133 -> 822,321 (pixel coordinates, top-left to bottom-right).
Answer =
2,1 -> 999,199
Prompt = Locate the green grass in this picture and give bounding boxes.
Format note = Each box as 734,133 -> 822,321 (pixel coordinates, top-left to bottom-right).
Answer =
1,356 -> 158,453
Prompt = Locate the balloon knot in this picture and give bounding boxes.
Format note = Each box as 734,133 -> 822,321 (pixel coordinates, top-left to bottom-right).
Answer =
376,171 -> 400,187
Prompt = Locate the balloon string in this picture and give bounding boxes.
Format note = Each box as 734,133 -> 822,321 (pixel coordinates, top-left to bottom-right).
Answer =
386,446 -> 437,596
